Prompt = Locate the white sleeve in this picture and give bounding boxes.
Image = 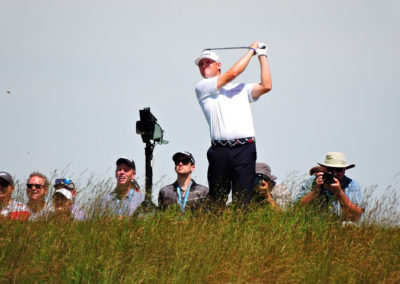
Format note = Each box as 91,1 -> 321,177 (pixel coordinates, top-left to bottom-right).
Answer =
246,83 -> 257,103
195,77 -> 218,101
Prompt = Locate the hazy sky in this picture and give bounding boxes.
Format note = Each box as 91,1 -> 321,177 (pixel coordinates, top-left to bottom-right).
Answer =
1,0 -> 399,202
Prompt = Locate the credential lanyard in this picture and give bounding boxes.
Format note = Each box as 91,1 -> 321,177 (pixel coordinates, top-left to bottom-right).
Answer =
176,181 -> 192,213
116,188 -> 134,216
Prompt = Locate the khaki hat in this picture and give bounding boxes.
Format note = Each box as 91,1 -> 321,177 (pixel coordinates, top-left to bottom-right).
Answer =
317,152 -> 355,169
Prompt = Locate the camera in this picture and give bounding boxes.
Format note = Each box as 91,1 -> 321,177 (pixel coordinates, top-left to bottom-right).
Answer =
253,174 -> 267,187
136,108 -> 168,144
322,172 -> 336,185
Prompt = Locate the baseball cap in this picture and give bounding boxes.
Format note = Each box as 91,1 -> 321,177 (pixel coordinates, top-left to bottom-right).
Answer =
255,163 -> 277,181
194,51 -> 220,66
0,171 -> 14,186
54,188 -> 73,200
54,178 -> 75,190
172,151 -> 195,165
116,157 -> 136,170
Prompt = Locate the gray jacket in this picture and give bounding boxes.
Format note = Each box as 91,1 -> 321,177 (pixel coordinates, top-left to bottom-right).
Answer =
158,180 -> 209,210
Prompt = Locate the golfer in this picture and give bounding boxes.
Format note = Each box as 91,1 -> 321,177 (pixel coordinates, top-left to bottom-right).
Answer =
194,41 -> 272,205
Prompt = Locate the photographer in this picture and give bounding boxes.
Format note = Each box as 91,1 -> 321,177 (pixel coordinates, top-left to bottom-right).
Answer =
296,152 -> 363,222
253,163 -> 290,210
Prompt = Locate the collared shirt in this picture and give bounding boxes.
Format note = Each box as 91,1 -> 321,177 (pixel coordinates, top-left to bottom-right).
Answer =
158,180 -> 209,210
295,175 -> 362,215
100,188 -> 145,217
195,76 -> 256,140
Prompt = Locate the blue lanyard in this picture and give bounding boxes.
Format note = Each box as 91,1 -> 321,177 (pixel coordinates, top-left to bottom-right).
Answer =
116,188 -> 134,215
176,181 -> 192,213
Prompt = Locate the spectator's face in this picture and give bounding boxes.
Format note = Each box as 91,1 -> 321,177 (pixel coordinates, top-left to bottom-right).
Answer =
327,167 -> 346,180
115,164 -> 136,186
198,58 -> 220,78
26,176 -> 47,201
0,178 -> 13,202
174,155 -> 195,175
53,193 -> 73,211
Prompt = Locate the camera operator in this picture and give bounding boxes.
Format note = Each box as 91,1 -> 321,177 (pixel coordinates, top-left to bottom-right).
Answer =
296,152 -> 363,222
253,163 -> 290,210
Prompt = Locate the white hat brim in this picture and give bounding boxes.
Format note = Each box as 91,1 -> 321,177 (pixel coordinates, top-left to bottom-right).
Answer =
317,163 -> 355,170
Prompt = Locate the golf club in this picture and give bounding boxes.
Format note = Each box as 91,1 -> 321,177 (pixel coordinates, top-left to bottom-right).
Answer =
203,45 -> 266,51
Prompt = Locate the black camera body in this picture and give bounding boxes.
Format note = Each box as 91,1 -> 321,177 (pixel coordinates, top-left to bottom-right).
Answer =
253,174 -> 267,187
322,172 -> 337,185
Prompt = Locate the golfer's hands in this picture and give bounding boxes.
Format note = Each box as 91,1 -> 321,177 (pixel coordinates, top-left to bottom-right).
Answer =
256,42 -> 267,57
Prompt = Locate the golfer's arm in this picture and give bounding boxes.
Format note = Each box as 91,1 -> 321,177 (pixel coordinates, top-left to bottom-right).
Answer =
217,50 -> 254,90
252,56 -> 272,100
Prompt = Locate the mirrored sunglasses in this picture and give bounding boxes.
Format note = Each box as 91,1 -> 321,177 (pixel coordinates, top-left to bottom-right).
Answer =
54,178 -> 74,188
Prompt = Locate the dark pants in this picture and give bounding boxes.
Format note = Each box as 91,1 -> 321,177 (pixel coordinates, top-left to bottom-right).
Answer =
207,142 -> 256,205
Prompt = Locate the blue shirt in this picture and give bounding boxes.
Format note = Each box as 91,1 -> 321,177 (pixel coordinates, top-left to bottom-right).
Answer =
295,175 -> 362,215
100,188 -> 145,217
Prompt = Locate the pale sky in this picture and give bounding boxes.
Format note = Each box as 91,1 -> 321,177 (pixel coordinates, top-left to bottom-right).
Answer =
1,0 -> 399,203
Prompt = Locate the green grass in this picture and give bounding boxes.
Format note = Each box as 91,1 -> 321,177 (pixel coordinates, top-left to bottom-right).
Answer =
2,174 -> 399,283
1,204 -> 399,283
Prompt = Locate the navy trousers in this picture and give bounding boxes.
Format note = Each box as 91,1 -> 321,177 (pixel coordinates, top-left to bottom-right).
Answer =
207,142 -> 256,205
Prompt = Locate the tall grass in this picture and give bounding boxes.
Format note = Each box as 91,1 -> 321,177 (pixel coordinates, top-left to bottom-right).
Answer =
1,175 -> 399,283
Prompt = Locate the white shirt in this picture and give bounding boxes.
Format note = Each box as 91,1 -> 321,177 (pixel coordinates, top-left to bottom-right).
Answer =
195,76 -> 256,140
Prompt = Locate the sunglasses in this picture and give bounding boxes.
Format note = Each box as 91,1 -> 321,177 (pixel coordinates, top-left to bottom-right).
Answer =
27,184 -> 45,189
55,178 -> 74,186
0,179 -> 10,187
174,158 -> 191,166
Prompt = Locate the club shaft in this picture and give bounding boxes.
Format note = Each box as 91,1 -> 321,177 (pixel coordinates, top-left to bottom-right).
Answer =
203,46 -> 266,51
203,46 -> 250,51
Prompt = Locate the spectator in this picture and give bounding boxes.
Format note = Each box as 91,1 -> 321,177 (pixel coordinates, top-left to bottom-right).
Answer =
52,178 -> 87,220
296,152 -> 363,222
158,151 -> 209,212
194,42 -> 272,206
0,171 -> 30,220
253,163 -> 291,210
26,172 -> 52,220
99,157 -> 144,218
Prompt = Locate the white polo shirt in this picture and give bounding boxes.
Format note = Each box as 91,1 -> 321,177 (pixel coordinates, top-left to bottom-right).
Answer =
195,76 -> 256,140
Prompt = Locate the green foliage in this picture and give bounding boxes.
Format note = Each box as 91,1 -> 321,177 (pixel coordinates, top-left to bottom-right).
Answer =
1,205 -> 399,283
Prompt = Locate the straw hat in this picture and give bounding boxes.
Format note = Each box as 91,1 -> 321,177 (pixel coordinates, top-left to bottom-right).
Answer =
317,152 -> 355,169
